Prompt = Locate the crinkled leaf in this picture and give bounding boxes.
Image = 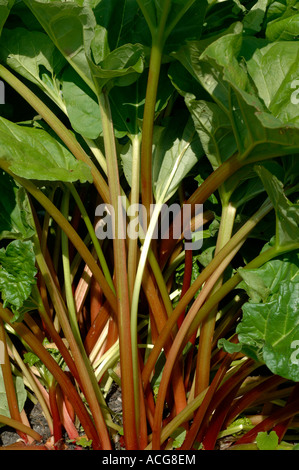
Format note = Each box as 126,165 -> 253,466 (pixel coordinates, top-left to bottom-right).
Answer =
0,239 -> 37,311
24,0 -> 145,94
237,281 -> 299,381
0,171 -> 35,241
266,4 -> 299,41
0,117 -> 92,183
246,41 -> 299,124
238,251 -> 299,303
0,368 -> 27,427
255,165 -> 299,249
179,23 -> 299,161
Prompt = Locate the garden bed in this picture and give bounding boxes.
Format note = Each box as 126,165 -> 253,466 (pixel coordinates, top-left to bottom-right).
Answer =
0,0 -> 298,452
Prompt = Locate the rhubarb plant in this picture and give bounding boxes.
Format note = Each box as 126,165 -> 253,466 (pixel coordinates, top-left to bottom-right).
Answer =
0,0 -> 298,451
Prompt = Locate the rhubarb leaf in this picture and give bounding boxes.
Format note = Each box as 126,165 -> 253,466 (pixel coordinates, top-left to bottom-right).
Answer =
152,113 -> 204,202
255,165 -> 299,249
89,42 -> 145,93
110,65 -> 174,137
246,41 -> 299,124
62,66 -> 102,140
178,23 -> 299,163
266,3 -> 299,41
0,171 -> 35,241
0,239 -> 37,311
237,280 -> 299,381
23,0 -> 96,91
0,27 -> 66,109
0,117 -> 92,183
238,251 -> 299,303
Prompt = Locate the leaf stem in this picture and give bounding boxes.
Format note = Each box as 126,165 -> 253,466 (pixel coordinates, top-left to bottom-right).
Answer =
140,0 -> 171,217
0,318 -> 28,442
98,90 -> 139,449
67,183 -> 115,294
195,202 -> 237,396
0,304 -> 102,449
59,191 -> 113,448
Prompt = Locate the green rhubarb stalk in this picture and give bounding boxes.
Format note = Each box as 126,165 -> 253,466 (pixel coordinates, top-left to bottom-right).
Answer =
127,134 -> 142,301
0,319 -> 28,442
142,198 -> 274,390
60,191 -> 114,448
195,202 -> 237,396
67,183 -> 115,294
139,0 -> 172,217
0,303 -> 102,449
131,125 -> 198,430
98,90 -> 139,449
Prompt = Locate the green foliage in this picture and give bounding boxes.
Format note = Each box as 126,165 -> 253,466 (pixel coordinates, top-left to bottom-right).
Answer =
256,431 -> 279,450
0,240 -> 37,314
0,0 -> 298,452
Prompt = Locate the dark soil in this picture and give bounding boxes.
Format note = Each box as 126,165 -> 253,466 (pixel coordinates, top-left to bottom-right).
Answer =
0,402 -> 51,448
0,384 -> 123,450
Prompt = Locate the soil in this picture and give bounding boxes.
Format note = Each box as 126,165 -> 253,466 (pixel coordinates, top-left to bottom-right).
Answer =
0,384 -> 123,450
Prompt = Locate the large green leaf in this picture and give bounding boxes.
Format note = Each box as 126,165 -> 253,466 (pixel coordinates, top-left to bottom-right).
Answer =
93,0 -> 151,50
220,251 -> 299,381
89,42 -> 145,93
238,251 -> 299,303
266,0 -> 299,40
177,23 -> 299,161
0,117 -> 92,183
0,239 -> 37,310
62,65 -> 102,139
0,172 -> 35,241
246,41 -> 299,124
237,280 -> 299,381
152,113 -> 204,202
24,0 -> 145,94
185,97 -> 237,168
255,165 -> 299,249
243,0 -> 271,34
24,0 -> 97,91
0,27 -> 66,108
137,0 -> 208,50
